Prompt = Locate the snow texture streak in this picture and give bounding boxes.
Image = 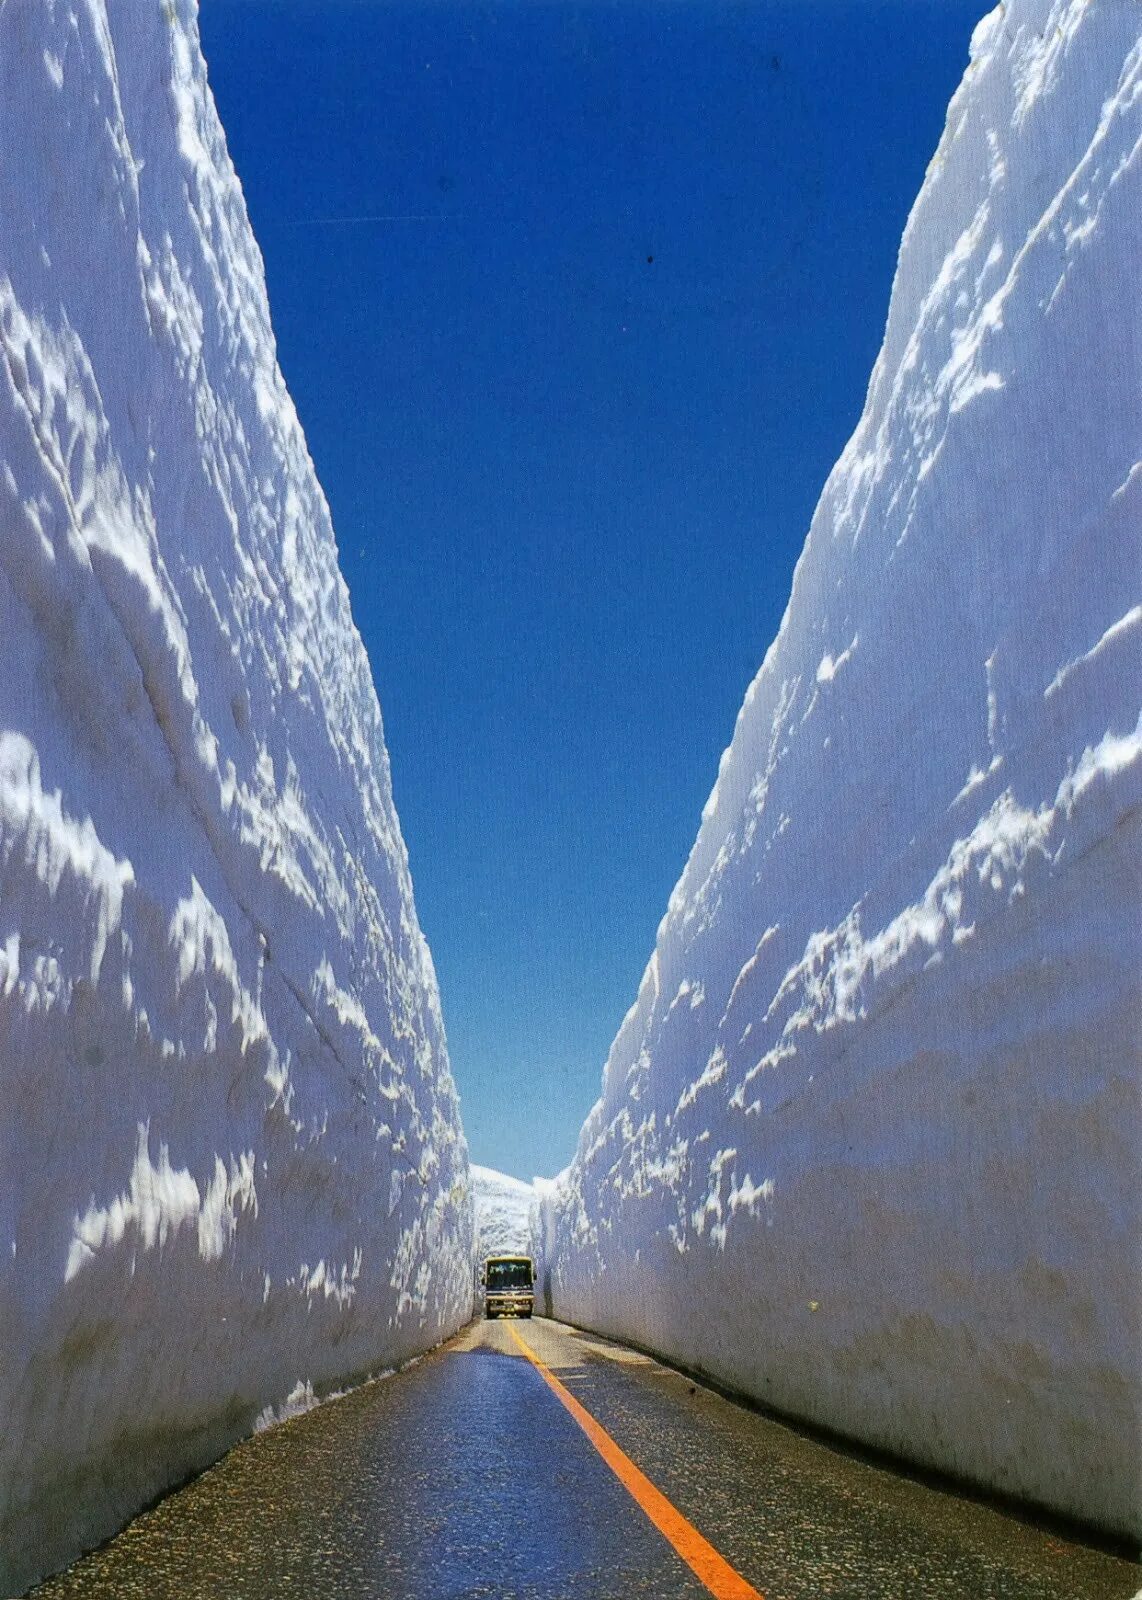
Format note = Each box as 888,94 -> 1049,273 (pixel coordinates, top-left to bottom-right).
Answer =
0,2 -> 472,1588
542,0 -> 1141,1538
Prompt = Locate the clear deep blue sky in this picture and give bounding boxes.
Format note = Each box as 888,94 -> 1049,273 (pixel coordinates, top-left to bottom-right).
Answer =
200,0 -> 982,1182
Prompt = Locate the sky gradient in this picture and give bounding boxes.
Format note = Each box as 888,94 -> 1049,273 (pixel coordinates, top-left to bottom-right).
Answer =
200,0 -> 983,1180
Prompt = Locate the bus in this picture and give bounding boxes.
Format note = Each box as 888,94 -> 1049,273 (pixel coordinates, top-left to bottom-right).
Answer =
481,1255 -> 535,1319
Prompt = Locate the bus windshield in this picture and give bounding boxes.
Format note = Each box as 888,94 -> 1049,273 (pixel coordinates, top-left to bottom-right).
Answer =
486,1259 -> 532,1290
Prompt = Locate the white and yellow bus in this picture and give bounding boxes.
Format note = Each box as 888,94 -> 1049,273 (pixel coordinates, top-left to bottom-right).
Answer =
481,1255 -> 535,1319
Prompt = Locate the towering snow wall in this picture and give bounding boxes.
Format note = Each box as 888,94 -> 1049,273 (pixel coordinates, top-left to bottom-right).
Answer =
0,3 -> 473,1588
544,0 -> 1141,1538
472,1164 -> 539,1265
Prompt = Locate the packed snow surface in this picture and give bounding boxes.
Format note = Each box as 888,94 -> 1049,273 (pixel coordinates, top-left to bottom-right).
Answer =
0,2 -> 472,1588
543,0 -> 1141,1538
471,1164 -> 539,1266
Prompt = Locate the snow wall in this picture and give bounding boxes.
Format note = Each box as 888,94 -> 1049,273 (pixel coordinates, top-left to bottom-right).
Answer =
0,3 -> 473,1589
542,0 -> 1141,1539
472,1164 -> 539,1265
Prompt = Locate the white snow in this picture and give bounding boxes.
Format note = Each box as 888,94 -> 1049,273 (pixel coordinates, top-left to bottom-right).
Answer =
0,2 -> 472,1589
541,0 -> 1141,1540
471,1163 -> 539,1263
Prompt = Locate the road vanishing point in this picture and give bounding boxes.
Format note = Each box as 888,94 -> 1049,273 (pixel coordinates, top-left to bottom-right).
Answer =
26,1318 -> 1140,1600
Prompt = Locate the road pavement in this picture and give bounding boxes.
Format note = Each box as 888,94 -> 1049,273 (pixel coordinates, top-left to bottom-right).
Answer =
25,1316 -> 1141,1600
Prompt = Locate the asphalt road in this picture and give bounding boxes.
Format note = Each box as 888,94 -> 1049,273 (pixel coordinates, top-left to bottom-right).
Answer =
25,1317 -> 1141,1600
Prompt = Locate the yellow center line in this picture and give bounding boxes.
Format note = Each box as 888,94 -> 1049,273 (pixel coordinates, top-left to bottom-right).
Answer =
507,1322 -> 765,1600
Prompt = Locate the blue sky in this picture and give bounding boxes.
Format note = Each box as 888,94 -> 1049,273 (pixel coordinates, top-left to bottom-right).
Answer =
200,0 -> 982,1181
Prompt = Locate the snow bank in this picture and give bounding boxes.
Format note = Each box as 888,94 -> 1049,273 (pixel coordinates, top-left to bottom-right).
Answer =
471,1164 -> 539,1267
544,0 -> 1141,1538
0,3 -> 471,1588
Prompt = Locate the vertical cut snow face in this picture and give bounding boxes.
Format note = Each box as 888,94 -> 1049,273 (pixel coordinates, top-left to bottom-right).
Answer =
544,0 -> 1141,1539
471,1164 -> 540,1264
0,2 -> 472,1589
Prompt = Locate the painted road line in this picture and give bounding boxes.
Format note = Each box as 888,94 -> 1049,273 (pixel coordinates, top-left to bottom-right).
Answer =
507,1322 -> 764,1600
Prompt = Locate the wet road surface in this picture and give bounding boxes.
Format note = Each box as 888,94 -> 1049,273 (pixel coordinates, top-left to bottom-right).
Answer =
26,1317 -> 1141,1600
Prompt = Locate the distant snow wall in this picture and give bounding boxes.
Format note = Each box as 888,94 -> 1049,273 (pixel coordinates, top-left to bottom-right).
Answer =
472,1165 -> 538,1265
544,0 -> 1141,1539
0,3 -> 472,1588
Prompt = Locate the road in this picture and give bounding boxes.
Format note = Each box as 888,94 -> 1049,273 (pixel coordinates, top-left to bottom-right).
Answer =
26,1317 -> 1140,1600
